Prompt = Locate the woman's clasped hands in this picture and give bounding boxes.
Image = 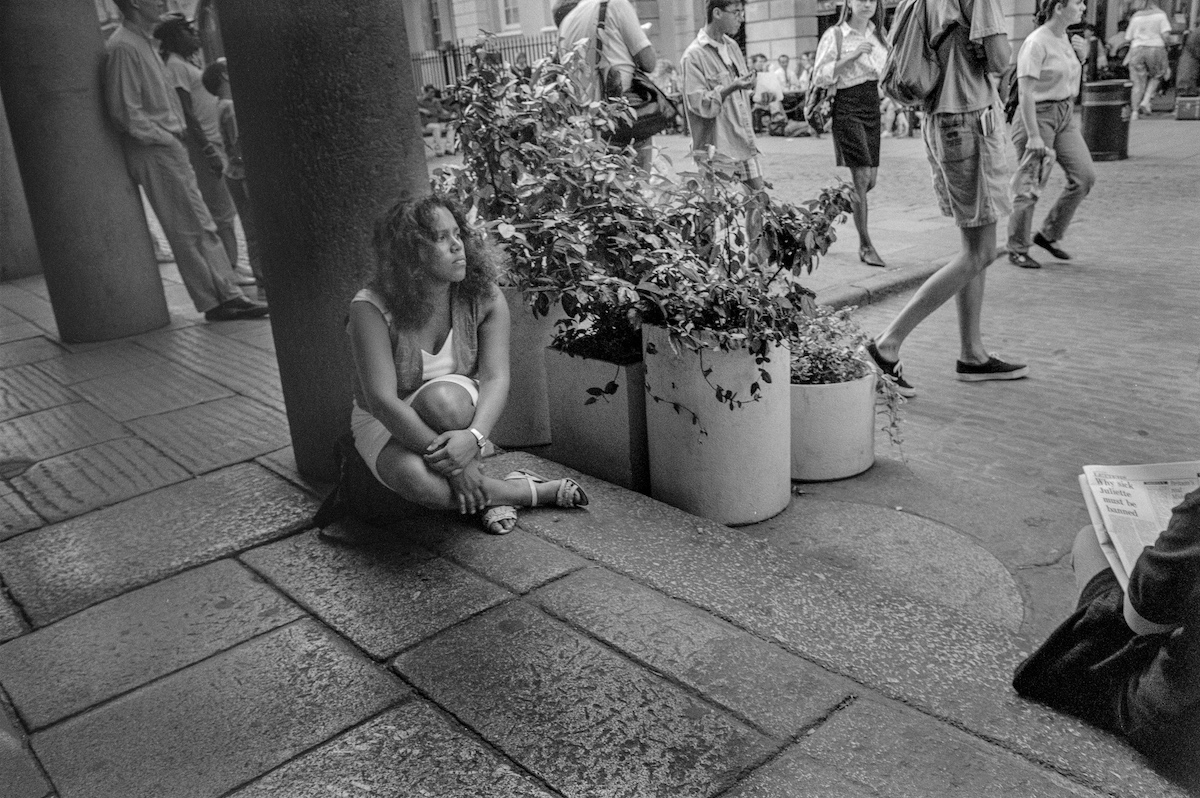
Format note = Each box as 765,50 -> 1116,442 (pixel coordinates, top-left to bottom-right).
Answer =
424,429 -> 485,514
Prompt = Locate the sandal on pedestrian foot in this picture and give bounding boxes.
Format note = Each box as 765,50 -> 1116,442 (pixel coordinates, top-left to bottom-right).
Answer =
480,505 -> 518,535
504,469 -> 589,508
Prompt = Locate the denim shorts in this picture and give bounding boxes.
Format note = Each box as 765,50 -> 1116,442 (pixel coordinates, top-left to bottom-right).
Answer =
923,106 -> 1012,228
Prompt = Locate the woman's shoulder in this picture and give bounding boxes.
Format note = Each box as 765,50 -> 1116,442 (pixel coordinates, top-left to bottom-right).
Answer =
350,288 -> 392,322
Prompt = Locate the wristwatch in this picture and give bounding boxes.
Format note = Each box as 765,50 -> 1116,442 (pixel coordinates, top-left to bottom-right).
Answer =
468,427 -> 489,450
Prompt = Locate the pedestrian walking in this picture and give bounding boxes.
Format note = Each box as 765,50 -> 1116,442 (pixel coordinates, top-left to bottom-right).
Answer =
154,13 -> 254,287
1124,0 -> 1173,118
679,0 -> 762,190
865,0 -> 1024,397
812,0 -> 890,267
345,194 -> 589,535
103,0 -> 267,322
1006,0 -> 1096,269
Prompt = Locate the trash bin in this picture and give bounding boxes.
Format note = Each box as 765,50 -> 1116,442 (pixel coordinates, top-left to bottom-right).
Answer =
1081,80 -> 1132,161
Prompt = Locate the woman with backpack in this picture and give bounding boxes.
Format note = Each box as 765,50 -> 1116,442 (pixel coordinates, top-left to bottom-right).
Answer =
812,0 -> 889,268
1006,0 -> 1095,270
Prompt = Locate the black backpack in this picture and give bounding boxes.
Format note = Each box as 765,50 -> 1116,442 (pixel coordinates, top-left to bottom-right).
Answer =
312,433 -> 424,529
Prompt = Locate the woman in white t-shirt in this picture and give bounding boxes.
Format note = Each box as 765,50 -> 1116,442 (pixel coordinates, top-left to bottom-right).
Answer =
1006,0 -> 1096,269
1125,0 -> 1174,117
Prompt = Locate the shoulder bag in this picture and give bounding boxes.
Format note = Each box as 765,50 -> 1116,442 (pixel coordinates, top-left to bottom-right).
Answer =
596,0 -> 678,146
804,26 -> 843,133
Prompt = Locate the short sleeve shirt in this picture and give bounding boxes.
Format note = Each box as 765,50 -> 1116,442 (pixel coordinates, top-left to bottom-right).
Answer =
926,0 -> 1007,114
1017,25 -> 1082,102
163,54 -> 223,147
559,0 -> 651,99
1125,9 -> 1173,50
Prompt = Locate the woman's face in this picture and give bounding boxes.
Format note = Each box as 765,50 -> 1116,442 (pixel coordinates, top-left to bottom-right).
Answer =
417,206 -> 466,284
1058,0 -> 1085,25
849,0 -> 877,22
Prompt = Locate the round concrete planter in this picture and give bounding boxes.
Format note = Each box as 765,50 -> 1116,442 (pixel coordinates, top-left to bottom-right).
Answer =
642,325 -> 791,525
489,287 -> 561,448
790,371 -> 876,481
543,348 -> 649,493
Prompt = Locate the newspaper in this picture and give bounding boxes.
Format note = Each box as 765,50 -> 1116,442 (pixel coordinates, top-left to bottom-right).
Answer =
1079,460 -> 1200,589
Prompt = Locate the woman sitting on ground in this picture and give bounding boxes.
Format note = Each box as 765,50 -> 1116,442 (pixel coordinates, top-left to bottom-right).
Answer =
347,194 -> 588,534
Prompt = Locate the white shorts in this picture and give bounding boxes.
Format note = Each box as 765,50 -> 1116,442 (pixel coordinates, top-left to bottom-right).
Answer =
351,374 -> 479,485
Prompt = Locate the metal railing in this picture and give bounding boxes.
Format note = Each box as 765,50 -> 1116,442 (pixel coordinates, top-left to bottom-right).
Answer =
411,30 -> 559,91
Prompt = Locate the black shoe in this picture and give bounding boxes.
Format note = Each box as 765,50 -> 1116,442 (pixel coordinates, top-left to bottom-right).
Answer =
1008,251 -> 1041,269
864,340 -> 916,398
1033,232 -> 1070,260
205,296 -> 269,321
955,355 -> 1029,382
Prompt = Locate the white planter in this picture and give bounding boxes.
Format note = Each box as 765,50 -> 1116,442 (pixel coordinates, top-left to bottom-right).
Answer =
642,325 -> 791,526
790,372 -> 876,481
544,348 -> 649,493
490,287 -> 560,448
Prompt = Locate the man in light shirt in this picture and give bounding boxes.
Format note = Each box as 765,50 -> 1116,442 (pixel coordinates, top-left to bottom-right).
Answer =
557,0 -> 657,168
103,0 -> 267,321
680,0 -> 761,189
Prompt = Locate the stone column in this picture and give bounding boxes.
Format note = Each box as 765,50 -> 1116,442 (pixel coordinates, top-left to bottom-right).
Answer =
0,90 -> 41,282
0,0 -> 169,342
214,0 -> 429,482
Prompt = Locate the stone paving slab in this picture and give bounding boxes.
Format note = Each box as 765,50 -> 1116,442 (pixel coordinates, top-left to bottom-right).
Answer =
0,703 -> 51,798
135,325 -> 285,412
0,590 -> 25,643
406,514 -> 591,594
30,619 -> 407,798
32,341 -> 172,386
125,395 -> 291,475
0,337 -> 63,368
241,529 -> 511,660
0,559 -> 303,730
0,318 -> 42,346
505,454 -> 1183,798
10,436 -> 191,523
69,362 -> 234,421
0,402 -> 126,463
0,482 -> 43,541
254,446 -> 326,496
0,363 -> 78,423
731,697 -> 1104,798
395,599 -> 774,798
0,463 -> 317,626
534,567 -> 856,738
0,286 -> 56,339
229,699 -> 557,798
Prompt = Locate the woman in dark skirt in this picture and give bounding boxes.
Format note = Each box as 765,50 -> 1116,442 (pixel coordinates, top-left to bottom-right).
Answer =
812,0 -> 889,267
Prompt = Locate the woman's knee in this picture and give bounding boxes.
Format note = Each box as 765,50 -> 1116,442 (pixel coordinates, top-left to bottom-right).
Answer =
410,382 -> 475,432
375,447 -> 452,510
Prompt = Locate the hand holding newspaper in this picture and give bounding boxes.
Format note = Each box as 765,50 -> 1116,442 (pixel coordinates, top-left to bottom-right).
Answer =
1079,460 -> 1200,589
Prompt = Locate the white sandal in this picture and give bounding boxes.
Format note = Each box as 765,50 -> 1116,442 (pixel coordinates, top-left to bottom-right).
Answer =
504,469 -> 589,508
480,505 -> 517,535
